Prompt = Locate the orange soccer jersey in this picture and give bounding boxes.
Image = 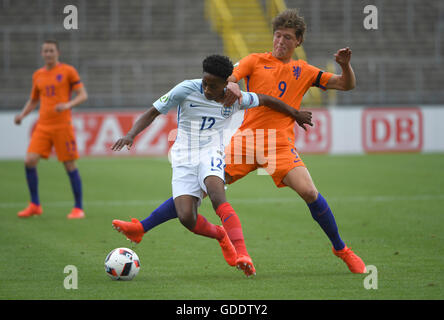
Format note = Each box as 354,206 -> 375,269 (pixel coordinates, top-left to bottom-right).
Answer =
233,52 -> 332,137
226,52 -> 333,187
28,63 -> 83,161
30,63 -> 83,127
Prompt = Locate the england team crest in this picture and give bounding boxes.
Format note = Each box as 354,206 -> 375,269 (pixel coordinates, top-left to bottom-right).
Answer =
221,105 -> 234,118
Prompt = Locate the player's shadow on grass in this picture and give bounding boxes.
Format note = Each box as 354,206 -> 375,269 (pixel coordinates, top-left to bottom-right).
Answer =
258,271 -> 351,280
173,270 -> 256,282
174,269 -> 352,283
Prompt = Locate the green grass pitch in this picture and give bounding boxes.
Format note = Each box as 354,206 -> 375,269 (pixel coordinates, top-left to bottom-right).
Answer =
0,153 -> 443,300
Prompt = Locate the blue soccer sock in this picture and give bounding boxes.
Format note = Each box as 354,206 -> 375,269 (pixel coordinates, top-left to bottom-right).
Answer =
140,197 -> 178,232
67,169 -> 83,209
25,166 -> 40,205
307,193 -> 345,251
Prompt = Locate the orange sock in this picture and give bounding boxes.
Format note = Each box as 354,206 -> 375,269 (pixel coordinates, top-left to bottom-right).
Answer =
191,214 -> 224,240
215,202 -> 248,256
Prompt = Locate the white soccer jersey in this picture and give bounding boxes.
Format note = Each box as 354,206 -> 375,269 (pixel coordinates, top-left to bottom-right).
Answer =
153,79 -> 259,167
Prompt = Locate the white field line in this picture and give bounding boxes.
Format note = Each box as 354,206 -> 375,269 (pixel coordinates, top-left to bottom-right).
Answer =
1,194 -> 444,208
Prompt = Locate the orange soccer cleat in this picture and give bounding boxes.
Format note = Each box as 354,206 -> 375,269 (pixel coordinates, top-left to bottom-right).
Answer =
112,218 -> 145,244
332,246 -> 367,274
17,203 -> 43,218
235,255 -> 256,277
216,226 -> 237,267
67,207 -> 85,219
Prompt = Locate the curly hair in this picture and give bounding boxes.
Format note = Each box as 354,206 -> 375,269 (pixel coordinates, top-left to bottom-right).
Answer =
202,54 -> 233,80
272,8 -> 306,44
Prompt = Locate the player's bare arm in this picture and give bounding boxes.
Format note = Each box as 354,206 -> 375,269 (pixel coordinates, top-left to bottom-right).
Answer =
257,94 -> 313,131
14,99 -> 39,125
222,75 -> 242,107
111,107 -> 161,151
55,86 -> 88,112
326,47 -> 356,91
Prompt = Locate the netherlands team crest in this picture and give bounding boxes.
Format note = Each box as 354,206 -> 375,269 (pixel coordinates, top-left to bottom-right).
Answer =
221,105 -> 234,118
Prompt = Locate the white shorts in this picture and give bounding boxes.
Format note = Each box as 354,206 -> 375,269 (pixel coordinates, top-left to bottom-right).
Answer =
171,148 -> 225,201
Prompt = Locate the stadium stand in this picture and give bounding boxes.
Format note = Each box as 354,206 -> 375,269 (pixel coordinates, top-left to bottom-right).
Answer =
284,0 -> 444,105
0,0 -> 223,109
0,0 -> 443,109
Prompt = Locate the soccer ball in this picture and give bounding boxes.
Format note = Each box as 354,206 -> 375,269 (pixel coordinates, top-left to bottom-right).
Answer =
104,247 -> 140,281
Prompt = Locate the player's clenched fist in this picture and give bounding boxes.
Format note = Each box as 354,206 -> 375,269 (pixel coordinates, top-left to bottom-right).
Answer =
111,135 -> 134,151
334,47 -> 352,66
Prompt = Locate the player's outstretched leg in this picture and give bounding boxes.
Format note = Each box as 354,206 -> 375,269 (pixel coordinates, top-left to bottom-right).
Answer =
112,198 -> 179,244
139,197 -> 178,232
332,246 -> 366,274
283,167 -> 366,274
112,218 -> 145,244
308,193 -> 366,273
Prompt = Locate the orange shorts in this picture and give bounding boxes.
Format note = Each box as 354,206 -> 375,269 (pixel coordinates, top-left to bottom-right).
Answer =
225,130 -> 305,188
28,124 -> 79,162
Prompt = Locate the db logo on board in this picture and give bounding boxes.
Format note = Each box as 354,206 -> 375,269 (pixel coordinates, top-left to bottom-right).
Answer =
362,108 -> 423,152
294,109 -> 331,153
